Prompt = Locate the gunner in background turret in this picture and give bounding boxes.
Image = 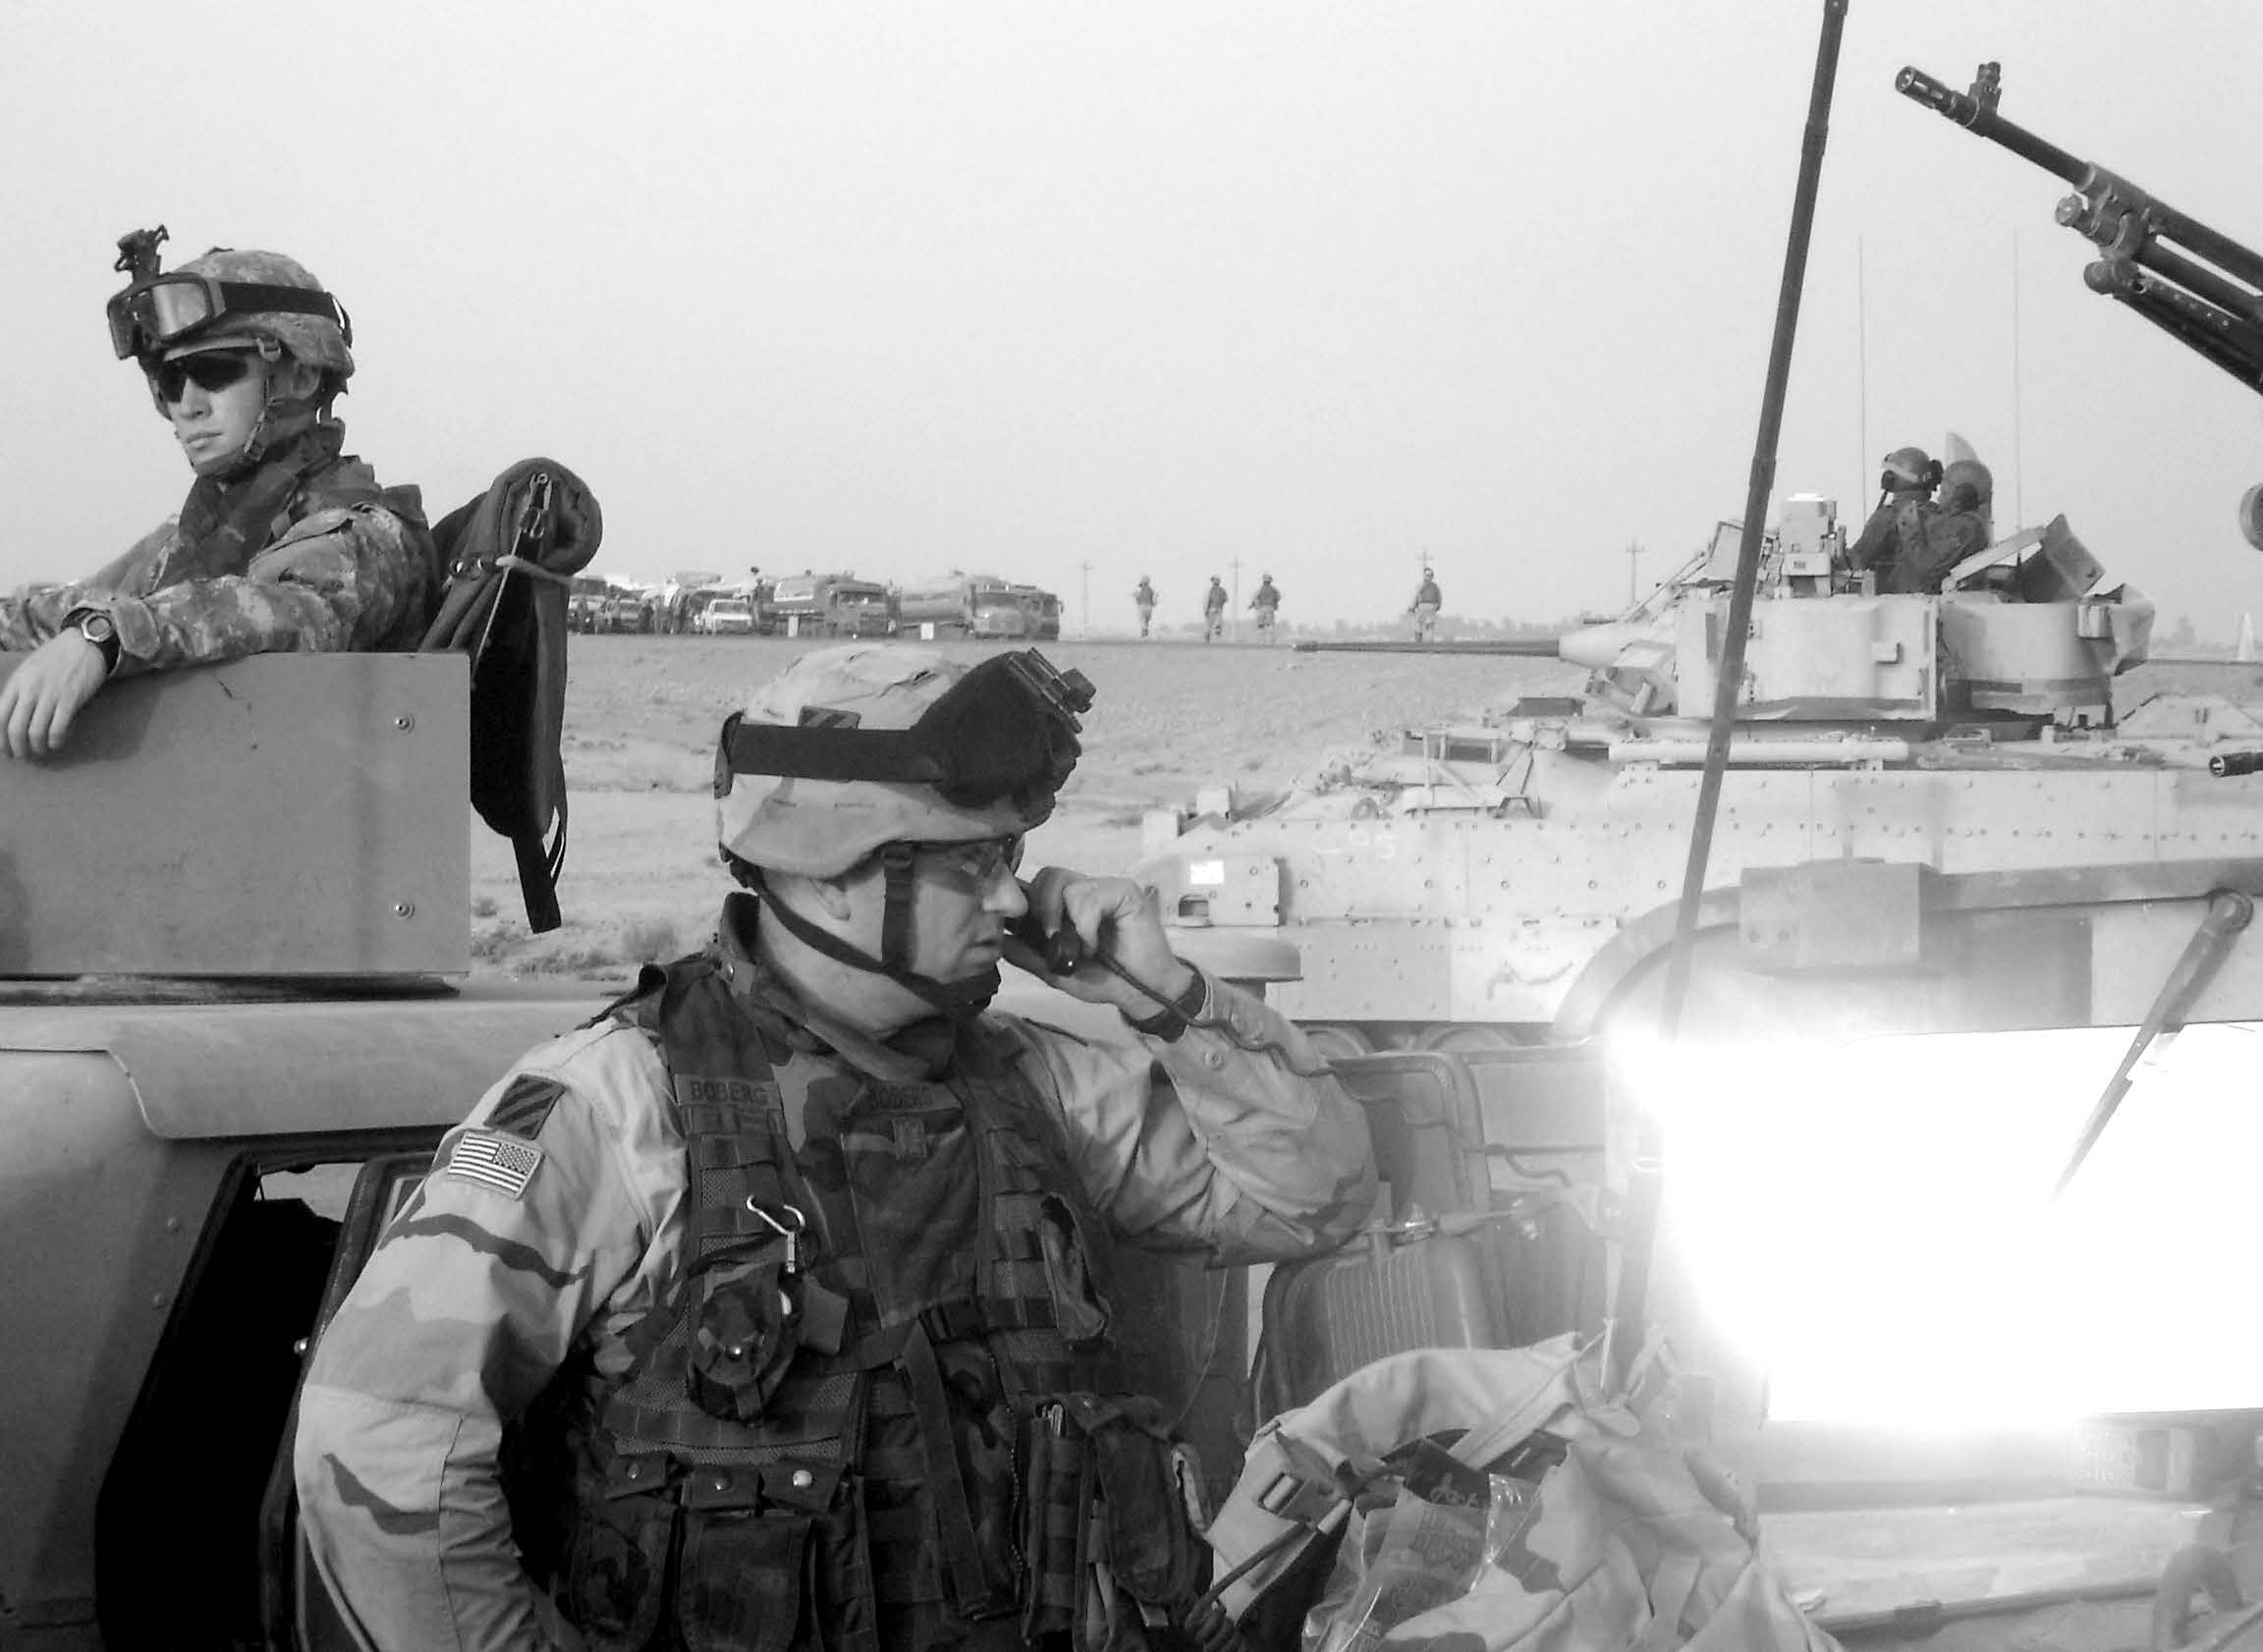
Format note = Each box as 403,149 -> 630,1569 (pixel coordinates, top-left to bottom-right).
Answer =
0,228 -> 434,761
1846,446 -> 1941,590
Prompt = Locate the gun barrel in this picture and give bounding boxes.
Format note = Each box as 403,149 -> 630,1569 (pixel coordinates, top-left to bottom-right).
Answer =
1895,66 -> 2087,185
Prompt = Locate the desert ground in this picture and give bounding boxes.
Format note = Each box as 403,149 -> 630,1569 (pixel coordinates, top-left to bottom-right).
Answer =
469,634 -> 1587,979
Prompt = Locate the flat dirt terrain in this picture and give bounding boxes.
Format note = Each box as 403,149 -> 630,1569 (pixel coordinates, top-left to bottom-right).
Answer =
471,635 -> 1586,979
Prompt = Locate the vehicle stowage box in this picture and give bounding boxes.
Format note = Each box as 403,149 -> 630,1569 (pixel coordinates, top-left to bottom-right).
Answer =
0,653 -> 470,976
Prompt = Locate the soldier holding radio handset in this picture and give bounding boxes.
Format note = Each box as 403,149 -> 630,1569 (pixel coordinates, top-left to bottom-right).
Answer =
296,643 -> 1374,1652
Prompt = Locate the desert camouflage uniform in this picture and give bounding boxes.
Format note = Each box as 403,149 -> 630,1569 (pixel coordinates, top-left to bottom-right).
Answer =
0,423 -> 431,669
295,893 -> 1375,1652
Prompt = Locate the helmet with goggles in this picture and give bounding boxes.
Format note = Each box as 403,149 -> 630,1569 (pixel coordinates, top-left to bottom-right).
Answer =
109,238 -> 354,385
715,644 -> 1094,879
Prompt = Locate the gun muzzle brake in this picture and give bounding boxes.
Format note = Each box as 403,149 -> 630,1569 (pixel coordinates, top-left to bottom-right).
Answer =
2209,750 -> 2263,778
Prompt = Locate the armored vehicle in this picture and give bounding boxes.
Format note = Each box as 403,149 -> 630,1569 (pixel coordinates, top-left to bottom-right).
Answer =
1140,492 -> 2263,1053
0,653 -> 614,1649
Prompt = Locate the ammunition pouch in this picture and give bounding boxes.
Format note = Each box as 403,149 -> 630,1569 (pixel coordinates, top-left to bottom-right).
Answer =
1018,1393 -> 1213,1652
568,1455 -> 875,1652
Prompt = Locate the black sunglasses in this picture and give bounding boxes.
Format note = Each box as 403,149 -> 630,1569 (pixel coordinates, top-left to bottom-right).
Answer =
150,351 -> 259,404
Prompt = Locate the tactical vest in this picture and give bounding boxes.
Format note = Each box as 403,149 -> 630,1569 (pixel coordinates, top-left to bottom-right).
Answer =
557,957 -> 1127,1652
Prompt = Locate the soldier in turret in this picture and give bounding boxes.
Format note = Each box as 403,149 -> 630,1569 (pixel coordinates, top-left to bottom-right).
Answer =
294,644 -> 1375,1652
1845,446 -> 1941,590
0,231 -> 434,761
1885,458 -> 1992,595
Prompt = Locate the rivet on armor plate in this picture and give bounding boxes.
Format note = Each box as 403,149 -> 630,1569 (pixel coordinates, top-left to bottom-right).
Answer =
792,1468 -> 815,1489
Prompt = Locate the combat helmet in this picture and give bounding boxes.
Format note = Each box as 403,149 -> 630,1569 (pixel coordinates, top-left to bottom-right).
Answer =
1882,446 -> 1942,494
109,233 -> 354,381
108,231 -> 356,463
1942,457 -> 1994,516
715,644 -> 1094,1010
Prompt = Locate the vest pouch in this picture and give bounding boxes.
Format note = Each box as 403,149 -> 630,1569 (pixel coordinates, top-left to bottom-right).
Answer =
691,1249 -> 803,1422
677,1461 -> 866,1652
1036,1196 -> 1114,1349
1017,1394 -> 1213,1652
563,1463 -> 677,1652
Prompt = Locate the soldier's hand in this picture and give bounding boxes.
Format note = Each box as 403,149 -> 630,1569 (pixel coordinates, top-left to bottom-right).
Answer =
0,632 -> 110,760
1009,866 -> 1196,1017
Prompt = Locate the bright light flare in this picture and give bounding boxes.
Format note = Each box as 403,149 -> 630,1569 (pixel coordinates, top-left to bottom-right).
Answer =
1613,1022 -> 2263,1424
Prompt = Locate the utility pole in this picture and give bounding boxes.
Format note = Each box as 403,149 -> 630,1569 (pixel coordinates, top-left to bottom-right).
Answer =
1078,560 -> 1091,639
1626,540 -> 1644,606
1229,555 -> 1242,644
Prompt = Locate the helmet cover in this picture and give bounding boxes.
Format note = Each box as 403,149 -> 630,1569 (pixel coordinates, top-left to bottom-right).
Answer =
1882,447 -> 1938,491
166,248 -> 354,381
717,644 -> 1064,878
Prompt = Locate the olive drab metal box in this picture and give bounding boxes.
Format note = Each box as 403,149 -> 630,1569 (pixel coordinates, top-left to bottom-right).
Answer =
0,653 -> 469,976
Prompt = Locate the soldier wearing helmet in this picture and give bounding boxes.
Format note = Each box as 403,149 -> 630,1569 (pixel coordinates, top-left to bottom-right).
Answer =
1133,574 -> 1156,637
0,228 -> 435,760
1409,567 -> 1443,641
296,644 -> 1375,1652
1886,458 -> 1995,595
1846,446 -> 1942,588
1248,573 -> 1282,642
1203,575 -> 1228,641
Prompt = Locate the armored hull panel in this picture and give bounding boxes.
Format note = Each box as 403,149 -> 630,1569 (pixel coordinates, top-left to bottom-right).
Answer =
0,653 -> 469,978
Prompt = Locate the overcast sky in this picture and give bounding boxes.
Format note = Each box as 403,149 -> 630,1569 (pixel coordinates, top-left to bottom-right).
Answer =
9,1 -> 2262,633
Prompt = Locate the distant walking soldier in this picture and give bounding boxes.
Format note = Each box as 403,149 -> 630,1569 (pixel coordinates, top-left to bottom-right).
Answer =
1203,576 -> 1228,642
1409,567 -> 1443,641
1133,575 -> 1156,638
1249,574 -> 1282,643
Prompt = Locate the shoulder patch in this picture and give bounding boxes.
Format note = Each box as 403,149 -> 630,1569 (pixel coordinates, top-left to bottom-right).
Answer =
444,1127 -> 546,1200
485,1074 -> 566,1138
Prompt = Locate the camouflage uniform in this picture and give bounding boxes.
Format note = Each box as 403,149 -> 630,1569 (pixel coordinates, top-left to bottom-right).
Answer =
1882,501 -> 1987,596
1846,494 -> 1934,588
1410,576 -> 1442,641
0,418 -> 432,669
295,893 -> 1375,1652
1249,578 -> 1280,642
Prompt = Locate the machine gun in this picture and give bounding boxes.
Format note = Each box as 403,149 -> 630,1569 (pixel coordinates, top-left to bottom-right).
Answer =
1898,63 -> 2263,394
1899,63 -> 2263,542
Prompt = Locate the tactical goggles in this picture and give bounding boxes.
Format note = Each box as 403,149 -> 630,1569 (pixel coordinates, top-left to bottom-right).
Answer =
720,649 -> 1096,808
107,272 -> 352,360
149,349 -> 259,404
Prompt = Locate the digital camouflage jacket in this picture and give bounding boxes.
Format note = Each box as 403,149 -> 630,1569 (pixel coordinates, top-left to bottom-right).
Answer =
0,418 -> 433,669
294,896 -> 1376,1652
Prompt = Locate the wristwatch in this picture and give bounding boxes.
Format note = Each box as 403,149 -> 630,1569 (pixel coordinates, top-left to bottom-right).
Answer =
66,609 -> 122,677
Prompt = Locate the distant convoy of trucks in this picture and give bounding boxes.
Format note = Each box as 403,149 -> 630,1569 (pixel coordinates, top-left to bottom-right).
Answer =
569,569 -> 1067,638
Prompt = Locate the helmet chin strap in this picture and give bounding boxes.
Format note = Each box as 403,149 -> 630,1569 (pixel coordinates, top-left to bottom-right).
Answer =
759,856 -> 1000,1022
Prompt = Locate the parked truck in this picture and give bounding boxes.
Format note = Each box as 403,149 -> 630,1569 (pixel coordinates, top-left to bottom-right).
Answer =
767,572 -> 894,636
891,573 -> 1028,638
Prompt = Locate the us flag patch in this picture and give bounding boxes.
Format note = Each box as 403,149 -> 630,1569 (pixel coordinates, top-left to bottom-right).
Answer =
445,1128 -> 545,1199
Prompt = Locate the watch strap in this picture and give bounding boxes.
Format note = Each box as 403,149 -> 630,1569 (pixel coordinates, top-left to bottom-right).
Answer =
65,608 -> 122,676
